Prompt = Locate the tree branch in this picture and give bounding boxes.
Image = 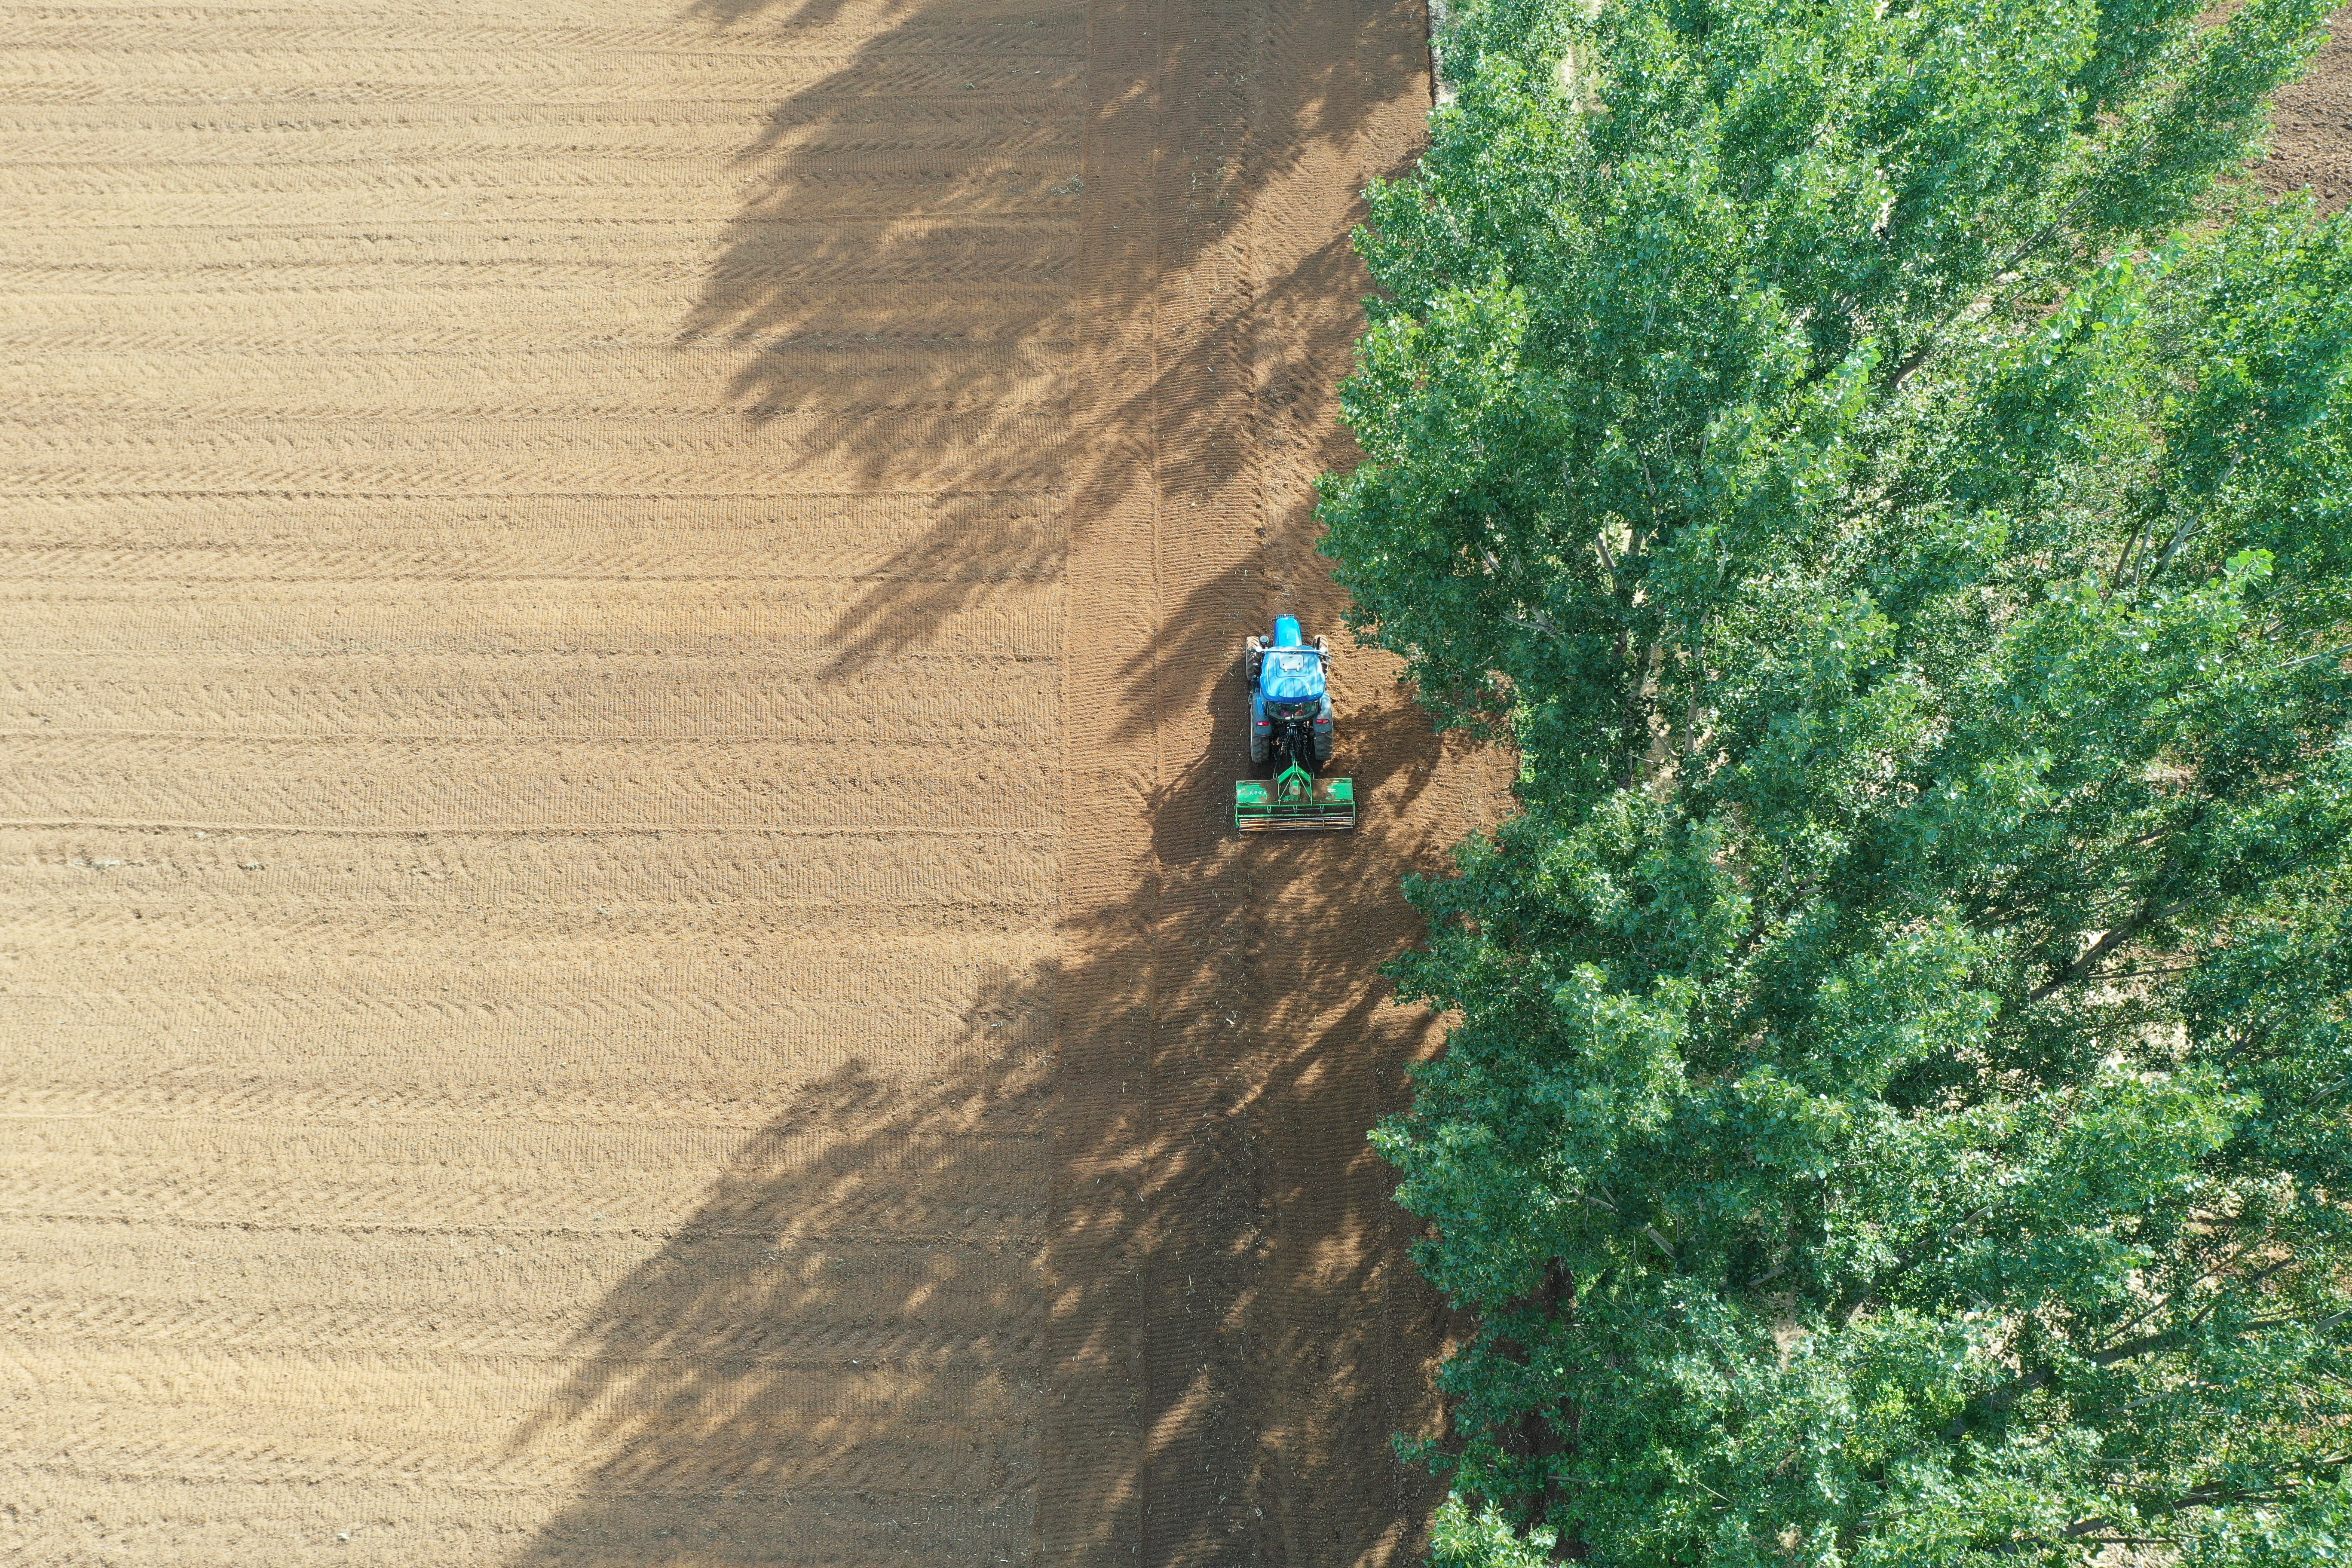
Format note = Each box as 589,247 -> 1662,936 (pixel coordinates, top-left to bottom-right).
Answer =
2094,1232 -> 2280,1347
1616,634 -> 1662,790
2086,1256 -> 2293,1368
2060,1455 -> 2352,1540
2026,891 -> 2191,1004
1838,1203 -> 1998,1326
1951,1256 -> 2301,1437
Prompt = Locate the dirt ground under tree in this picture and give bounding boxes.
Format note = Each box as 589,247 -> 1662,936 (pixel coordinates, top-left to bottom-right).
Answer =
0,3 -> 2343,1565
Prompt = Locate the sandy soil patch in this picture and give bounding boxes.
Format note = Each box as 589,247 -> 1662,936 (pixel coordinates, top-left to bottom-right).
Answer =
0,2 -> 1503,1565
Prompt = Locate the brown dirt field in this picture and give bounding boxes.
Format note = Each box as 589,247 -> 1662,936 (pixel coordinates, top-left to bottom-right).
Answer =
10,5 -> 2344,1567
2266,7 -> 2352,208
0,1 -> 1507,1565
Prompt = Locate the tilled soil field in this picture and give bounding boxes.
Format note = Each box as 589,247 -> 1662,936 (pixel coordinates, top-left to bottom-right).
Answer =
2269,6 -> 2352,208
0,1 -> 1506,1565
6,4 -> 2343,1567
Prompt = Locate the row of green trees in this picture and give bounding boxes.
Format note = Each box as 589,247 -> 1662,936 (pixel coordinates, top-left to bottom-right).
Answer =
1318,0 -> 2352,1561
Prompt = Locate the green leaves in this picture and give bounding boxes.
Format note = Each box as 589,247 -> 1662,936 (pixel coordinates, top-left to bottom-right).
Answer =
1428,1496 -> 1561,1568
1331,1 -> 2352,1563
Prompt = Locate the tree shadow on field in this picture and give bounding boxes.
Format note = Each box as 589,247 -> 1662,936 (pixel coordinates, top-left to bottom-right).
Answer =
653,0 -> 1422,688
499,1026 -> 1054,1566
502,0 -> 1478,1564
1091,684 -> 1486,1568
499,689 -> 1483,1568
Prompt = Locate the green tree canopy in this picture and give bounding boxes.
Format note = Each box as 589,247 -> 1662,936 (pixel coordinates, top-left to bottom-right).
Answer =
1318,0 -> 2352,1561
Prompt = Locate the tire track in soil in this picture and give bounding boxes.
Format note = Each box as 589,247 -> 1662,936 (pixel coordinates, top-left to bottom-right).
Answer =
1041,3 -> 1511,1567
1042,8 -> 2352,1568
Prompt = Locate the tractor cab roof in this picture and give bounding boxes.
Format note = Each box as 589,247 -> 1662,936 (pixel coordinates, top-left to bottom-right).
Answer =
1260,644 -> 1325,703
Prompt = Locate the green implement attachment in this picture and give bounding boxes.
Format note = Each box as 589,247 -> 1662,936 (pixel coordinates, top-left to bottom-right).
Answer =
1234,763 -> 1356,833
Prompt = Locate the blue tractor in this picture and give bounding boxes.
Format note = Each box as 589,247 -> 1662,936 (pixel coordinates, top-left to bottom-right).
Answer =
1234,615 -> 1356,832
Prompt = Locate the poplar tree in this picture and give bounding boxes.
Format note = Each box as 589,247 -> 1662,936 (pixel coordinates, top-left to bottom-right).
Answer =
1319,0 -> 2352,1560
